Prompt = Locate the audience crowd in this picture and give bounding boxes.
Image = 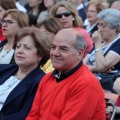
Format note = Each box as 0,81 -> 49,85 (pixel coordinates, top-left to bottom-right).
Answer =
0,0 -> 120,119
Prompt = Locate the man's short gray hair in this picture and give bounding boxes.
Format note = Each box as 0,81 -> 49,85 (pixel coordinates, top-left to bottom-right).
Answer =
74,34 -> 87,51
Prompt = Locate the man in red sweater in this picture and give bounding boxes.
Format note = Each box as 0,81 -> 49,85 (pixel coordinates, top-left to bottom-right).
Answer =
26,28 -> 106,120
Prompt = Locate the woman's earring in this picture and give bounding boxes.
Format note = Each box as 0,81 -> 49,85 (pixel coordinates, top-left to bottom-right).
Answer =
73,18 -> 75,21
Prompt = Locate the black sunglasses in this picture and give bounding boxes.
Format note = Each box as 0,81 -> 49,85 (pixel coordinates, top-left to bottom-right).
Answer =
55,11 -> 72,18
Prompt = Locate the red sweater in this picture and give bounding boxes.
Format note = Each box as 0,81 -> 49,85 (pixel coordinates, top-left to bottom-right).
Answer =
116,96 -> 120,106
26,64 -> 106,120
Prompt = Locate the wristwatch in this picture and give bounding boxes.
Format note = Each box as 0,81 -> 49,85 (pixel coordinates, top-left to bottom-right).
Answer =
95,48 -> 101,52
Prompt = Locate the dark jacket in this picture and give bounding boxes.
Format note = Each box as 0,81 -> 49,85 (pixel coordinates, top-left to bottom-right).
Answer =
0,64 -> 45,120
88,24 -> 98,37
78,8 -> 87,22
0,39 -> 15,64
0,39 -> 7,48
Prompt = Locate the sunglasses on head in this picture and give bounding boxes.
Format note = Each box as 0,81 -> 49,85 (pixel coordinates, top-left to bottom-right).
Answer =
55,11 -> 72,18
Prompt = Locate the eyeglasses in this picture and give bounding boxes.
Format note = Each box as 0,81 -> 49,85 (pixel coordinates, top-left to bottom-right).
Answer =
97,23 -> 107,30
55,11 -> 72,18
1,20 -> 17,26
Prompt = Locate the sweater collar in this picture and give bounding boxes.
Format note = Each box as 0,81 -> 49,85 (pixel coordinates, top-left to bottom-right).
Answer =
52,61 -> 83,82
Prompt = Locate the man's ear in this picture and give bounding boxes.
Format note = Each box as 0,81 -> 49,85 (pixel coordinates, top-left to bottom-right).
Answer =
77,48 -> 85,60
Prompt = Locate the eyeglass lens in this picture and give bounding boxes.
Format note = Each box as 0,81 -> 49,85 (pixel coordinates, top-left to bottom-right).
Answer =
2,20 -> 17,25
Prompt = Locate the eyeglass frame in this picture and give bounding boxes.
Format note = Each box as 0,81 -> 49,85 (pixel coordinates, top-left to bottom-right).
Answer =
97,22 -> 108,30
1,19 -> 18,26
55,11 -> 72,19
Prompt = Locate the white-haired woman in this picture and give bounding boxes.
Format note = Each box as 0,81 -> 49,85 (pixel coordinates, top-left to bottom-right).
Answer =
84,8 -> 120,92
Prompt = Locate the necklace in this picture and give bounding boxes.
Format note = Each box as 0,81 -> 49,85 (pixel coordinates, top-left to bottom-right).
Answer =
0,46 -> 11,62
15,70 -> 28,80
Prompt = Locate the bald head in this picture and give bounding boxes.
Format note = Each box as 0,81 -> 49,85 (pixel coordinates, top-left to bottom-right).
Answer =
55,28 -> 86,50
51,28 -> 86,72
111,1 -> 120,11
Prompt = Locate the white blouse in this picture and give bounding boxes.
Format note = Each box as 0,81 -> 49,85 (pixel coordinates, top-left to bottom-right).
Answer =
0,76 -> 21,110
0,46 -> 14,64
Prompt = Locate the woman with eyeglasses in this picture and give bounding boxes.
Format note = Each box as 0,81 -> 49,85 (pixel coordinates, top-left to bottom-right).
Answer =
0,9 -> 29,64
51,1 -> 93,57
0,0 -> 17,43
83,8 -> 120,92
84,0 -> 105,37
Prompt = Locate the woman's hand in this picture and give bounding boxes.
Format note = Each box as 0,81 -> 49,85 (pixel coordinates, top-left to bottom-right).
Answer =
92,31 -> 102,48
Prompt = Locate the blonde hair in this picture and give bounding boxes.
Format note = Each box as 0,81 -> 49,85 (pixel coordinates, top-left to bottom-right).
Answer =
3,9 -> 29,28
51,1 -> 84,28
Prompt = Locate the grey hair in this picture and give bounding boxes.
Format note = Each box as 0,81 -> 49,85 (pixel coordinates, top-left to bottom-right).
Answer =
74,35 -> 87,51
97,8 -> 120,33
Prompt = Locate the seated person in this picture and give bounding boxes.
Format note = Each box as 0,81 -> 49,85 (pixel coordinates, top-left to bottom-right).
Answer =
51,1 -> 93,58
85,0 -> 105,37
105,77 -> 120,117
84,8 -> 120,92
0,27 -> 51,120
0,9 -> 29,64
0,0 -> 17,42
26,28 -> 106,120
37,17 -> 63,73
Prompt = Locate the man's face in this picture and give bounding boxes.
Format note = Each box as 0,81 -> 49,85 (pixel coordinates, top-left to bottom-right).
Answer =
50,30 -> 82,73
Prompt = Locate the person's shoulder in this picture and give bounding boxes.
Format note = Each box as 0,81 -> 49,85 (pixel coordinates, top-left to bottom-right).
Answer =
0,39 -> 7,48
37,10 -> 48,23
40,10 -> 48,15
0,64 -> 17,68
74,27 -> 91,37
109,36 -> 120,48
75,64 -> 101,87
116,37 -> 120,42
39,71 -> 54,86
43,72 -> 53,79
41,59 -> 54,73
42,71 -> 54,80
0,64 -> 18,72
16,2 -> 27,12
